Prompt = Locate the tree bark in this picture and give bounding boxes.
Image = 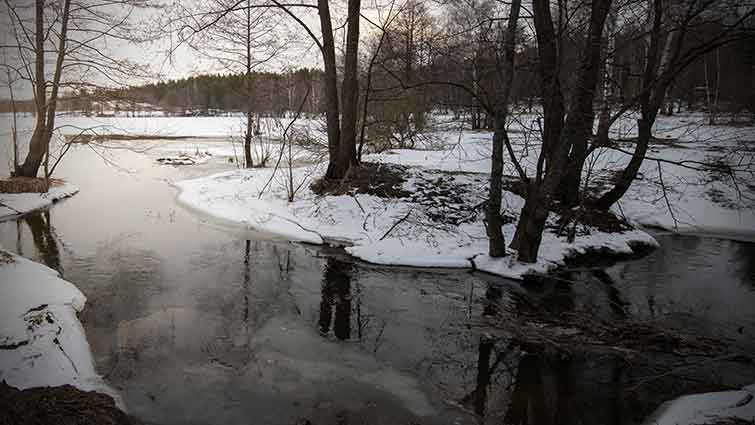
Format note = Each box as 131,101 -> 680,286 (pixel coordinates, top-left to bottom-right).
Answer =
559,0 -> 613,207
18,0 -> 48,178
592,118 -> 651,210
594,0 -> 680,210
486,0 -> 521,258
244,0 -> 253,169
19,0 -> 71,179
319,0 -> 342,179
509,0 -> 567,262
331,0 -> 362,179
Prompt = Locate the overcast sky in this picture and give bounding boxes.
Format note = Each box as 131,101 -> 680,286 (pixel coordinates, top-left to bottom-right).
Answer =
0,0 -> 399,99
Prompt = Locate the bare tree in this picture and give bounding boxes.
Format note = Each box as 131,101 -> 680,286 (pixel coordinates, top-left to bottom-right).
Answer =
178,0 -> 363,180
486,0 -> 521,257
177,0 -> 289,169
593,0 -> 755,210
2,0 -> 151,179
507,0 -> 613,262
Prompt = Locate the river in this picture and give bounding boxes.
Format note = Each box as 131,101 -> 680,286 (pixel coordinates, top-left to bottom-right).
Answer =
1,143 -> 753,425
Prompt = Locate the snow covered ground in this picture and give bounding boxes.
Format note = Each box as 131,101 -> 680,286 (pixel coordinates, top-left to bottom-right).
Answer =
368,112 -> 755,239
175,163 -> 656,280
644,384 -> 755,425
175,112 -> 753,279
0,249 -> 120,405
0,182 -> 79,221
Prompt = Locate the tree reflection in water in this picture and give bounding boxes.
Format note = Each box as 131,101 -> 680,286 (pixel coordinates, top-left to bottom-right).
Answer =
22,210 -> 63,274
319,257 -> 353,340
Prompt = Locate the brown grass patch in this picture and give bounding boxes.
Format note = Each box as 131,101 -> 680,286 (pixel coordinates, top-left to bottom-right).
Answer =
0,177 -> 64,194
311,162 -> 410,198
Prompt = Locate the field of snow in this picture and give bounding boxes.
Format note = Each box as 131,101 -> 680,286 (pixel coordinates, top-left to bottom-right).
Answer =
0,249 -> 120,405
3,113 -> 322,140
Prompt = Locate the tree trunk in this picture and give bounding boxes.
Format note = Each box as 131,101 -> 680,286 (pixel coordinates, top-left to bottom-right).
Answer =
510,184 -> 551,263
318,0 -> 342,179
7,68 -> 19,176
486,0 -> 521,258
328,0 -> 361,180
19,0 -> 71,179
593,0 -> 680,210
593,118 -> 651,210
17,0 -> 47,178
487,122 -> 508,257
244,1 -> 253,169
508,0 -> 567,263
558,0 -> 612,207
244,111 -> 254,168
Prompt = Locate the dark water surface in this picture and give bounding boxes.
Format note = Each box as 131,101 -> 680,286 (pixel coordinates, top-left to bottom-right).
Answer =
2,145 -> 754,425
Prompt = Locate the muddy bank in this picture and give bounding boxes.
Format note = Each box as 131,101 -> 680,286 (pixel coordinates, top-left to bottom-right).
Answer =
0,382 -> 138,425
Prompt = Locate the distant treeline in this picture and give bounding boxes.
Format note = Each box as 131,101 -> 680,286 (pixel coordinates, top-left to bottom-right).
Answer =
0,68 -> 326,116
115,68 -> 325,116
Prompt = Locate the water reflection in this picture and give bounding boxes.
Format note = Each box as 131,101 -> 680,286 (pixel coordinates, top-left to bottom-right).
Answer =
7,210 -> 64,274
318,258 -> 353,340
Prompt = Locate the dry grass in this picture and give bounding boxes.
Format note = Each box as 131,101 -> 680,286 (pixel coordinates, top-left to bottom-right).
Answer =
0,382 -> 141,425
311,162 -> 410,199
0,250 -> 15,265
0,177 -> 64,194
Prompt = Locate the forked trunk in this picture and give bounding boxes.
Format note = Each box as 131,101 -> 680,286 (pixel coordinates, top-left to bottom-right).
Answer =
326,0 -> 361,180
558,0 -> 613,207
19,0 -> 71,179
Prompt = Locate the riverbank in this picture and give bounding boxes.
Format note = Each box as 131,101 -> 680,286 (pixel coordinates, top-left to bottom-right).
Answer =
176,162 -> 657,281
645,384 -> 755,425
0,248 -> 121,407
0,178 -> 79,220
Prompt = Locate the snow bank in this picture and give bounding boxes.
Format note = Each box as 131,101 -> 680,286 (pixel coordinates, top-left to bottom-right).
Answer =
0,250 -> 119,404
643,384 -> 755,425
175,169 -> 323,244
0,182 -> 79,221
176,165 -> 656,280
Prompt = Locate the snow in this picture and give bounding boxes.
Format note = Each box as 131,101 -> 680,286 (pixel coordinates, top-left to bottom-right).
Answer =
175,168 -> 323,244
0,182 -> 79,221
643,384 -> 755,425
176,164 -> 657,281
368,113 -> 755,239
174,112 -> 753,279
0,249 -> 120,405
50,115 -> 321,139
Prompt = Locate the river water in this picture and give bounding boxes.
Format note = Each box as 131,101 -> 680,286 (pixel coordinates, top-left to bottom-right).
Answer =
1,144 -> 753,425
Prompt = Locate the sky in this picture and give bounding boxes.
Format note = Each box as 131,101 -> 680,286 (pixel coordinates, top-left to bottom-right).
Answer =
0,0 -> 396,99
0,0 -> 341,99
